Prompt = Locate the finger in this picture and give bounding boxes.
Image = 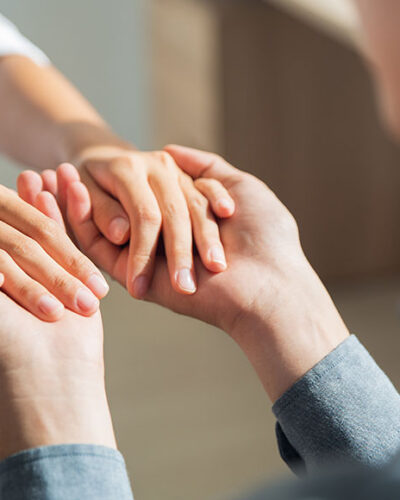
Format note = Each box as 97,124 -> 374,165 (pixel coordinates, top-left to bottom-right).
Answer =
34,191 -> 66,230
109,170 -> 162,298
66,181 -> 128,286
41,169 -> 58,196
79,170 -> 130,245
194,177 -> 235,218
0,221 -> 101,316
17,170 -> 43,205
0,249 -> 64,321
149,168 -> 196,294
181,176 -> 227,273
0,184 -> 109,299
164,145 -> 242,185
56,162 -> 81,213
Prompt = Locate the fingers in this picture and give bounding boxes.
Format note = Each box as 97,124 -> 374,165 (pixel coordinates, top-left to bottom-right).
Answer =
34,191 -> 65,229
56,162 -> 81,213
0,184 -> 109,300
114,173 -> 163,299
164,145 -> 242,185
149,167 -> 197,295
180,175 -> 227,273
41,169 -> 58,196
17,170 -> 43,205
194,177 -> 235,218
0,221 -> 100,316
66,181 -> 128,286
0,249 -> 64,321
79,170 -> 130,245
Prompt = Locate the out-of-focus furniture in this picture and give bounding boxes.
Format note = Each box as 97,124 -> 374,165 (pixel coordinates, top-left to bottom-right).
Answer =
150,0 -> 400,281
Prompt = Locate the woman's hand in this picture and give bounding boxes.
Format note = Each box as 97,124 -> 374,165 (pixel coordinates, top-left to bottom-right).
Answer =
0,183 -> 108,321
19,146 -> 235,298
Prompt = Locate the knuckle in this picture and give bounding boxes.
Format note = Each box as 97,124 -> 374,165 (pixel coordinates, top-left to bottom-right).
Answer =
63,251 -> 90,275
18,283 -> 37,299
153,151 -> 178,175
154,151 -> 172,165
162,201 -> 185,219
36,217 -> 61,241
135,207 -> 161,227
109,156 -> 135,177
51,273 -> 74,294
189,193 -> 209,213
132,252 -> 153,266
9,237 -> 41,259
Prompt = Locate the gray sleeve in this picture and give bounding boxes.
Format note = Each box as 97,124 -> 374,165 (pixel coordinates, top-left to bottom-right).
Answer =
0,444 -> 134,500
272,335 -> 400,474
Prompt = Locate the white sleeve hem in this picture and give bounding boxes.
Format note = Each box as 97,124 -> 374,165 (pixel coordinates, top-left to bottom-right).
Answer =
0,13 -> 50,66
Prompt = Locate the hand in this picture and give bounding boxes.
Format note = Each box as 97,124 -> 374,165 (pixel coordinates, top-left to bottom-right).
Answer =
0,182 -> 108,321
0,292 -> 115,460
43,146 -> 349,402
61,145 -> 235,298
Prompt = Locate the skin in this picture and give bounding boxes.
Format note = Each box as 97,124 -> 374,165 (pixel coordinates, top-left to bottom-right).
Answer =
0,184 -> 108,321
353,1 -> 400,140
0,55 -> 235,299
22,146 -> 350,402
0,293 -> 115,460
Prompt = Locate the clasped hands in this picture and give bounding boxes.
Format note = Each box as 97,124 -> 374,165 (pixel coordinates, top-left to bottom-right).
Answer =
0,144 -> 349,460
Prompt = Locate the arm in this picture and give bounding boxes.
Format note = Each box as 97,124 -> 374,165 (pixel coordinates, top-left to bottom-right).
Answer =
0,290 -> 133,499
36,148 -> 400,474
0,15 -> 235,298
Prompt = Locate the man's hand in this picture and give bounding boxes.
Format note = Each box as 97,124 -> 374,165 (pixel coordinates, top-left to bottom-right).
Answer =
0,293 -> 115,460
24,146 -> 349,401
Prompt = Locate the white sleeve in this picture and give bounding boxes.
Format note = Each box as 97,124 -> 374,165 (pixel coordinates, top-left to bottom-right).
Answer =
0,13 -> 50,66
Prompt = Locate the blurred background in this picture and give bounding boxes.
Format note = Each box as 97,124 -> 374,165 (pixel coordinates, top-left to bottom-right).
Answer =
2,1 -> 400,499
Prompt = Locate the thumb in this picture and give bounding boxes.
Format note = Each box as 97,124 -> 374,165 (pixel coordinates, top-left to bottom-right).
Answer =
164,145 -> 241,185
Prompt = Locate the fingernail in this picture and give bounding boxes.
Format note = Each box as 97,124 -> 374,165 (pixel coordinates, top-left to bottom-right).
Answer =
38,295 -> 64,316
109,217 -> 130,242
176,268 -> 196,293
87,273 -> 109,298
132,275 -> 149,299
0,273 -> 4,287
209,246 -> 227,269
216,198 -> 234,213
76,288 -> 99,313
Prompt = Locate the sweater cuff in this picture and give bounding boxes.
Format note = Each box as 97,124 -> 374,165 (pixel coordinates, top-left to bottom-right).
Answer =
0,444 -> 134,499
273,335 -> 400,474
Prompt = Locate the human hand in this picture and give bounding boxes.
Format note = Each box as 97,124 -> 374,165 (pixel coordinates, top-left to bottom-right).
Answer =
60,145 -> 235,298
23,146 -> 348,400
57,146 -> 349,401
0,182 -> 108,321
0,292 -> 115,460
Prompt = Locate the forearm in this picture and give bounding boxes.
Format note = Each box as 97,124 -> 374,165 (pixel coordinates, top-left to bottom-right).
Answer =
230,262 -> 400,473
230,261 -> 349,403
0,55 -> 129,170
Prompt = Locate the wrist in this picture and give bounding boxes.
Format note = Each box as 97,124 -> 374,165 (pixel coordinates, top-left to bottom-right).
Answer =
229,261 -> 349,402
59,121 -> 134,166
0,367 -> 116,460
